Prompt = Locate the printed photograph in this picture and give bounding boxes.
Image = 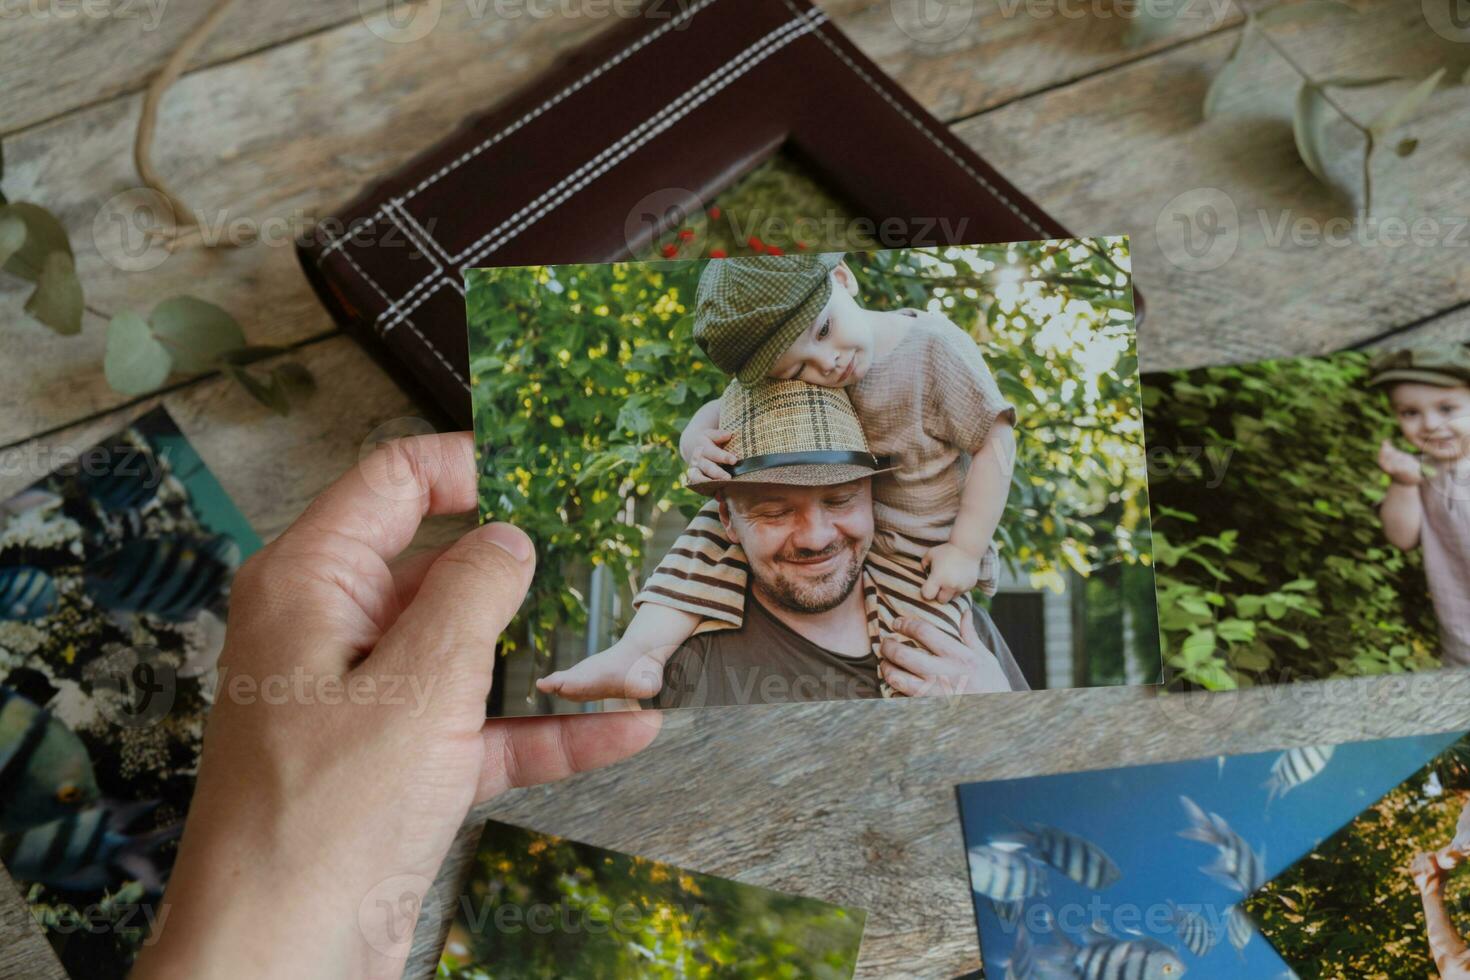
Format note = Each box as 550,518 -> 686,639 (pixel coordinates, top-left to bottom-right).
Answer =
955,732 -> 1463,979
1144,342 -> 1470,689
466,238 -> 1157,717
0,407 -> 260,978
438,819 -> 866,979
1247,732 -> 1470,980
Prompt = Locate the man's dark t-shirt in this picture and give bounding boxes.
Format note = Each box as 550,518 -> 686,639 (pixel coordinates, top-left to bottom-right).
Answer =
645,589 -> 1030,710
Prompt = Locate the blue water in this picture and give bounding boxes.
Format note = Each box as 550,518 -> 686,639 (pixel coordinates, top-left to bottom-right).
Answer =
957,730 -> 1465,978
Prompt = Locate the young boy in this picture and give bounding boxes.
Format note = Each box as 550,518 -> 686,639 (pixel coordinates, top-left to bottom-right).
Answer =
539,252 -> 1017,701
1371,345 -> 1470,667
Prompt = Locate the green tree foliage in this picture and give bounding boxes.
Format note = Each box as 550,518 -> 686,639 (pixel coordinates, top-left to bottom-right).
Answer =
1144,352 -> 1440,689
467,239 -> 1151,672
437,821 -> 864,979
1246,735 -> 1470,979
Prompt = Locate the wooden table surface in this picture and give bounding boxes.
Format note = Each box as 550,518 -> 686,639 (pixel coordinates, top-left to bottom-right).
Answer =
1,1 -> 1468,976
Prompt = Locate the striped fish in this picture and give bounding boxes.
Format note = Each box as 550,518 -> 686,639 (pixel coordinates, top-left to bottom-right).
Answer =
84,534 -> 239,622
1167,901 -> 1218,957
79,447 -> 162,514
0,566 -> 57,621
969,844 -> 1049,903
993,898 -> 1024,928
0,686 -> 100,833
993,824 -> 1122,891
1005,923 -> 1037,980
0,800 -> 181,892
1037,919 -> 1188,980
1264,746 -> 1334,804
1225,905 -> 1252,956
1178,796 -> 1265,895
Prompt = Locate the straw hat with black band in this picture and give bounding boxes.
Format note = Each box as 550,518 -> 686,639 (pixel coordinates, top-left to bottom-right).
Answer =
686,379 -> 895,495
1367,344 -> 1470,389
694,252 -> 845,386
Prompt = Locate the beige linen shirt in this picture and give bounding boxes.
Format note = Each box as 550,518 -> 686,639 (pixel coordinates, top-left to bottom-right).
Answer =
849,310 -> 1016,576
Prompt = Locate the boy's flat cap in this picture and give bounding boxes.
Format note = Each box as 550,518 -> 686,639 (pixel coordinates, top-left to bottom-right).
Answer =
693,252 -> 844,385
1368,344 -> 1470,389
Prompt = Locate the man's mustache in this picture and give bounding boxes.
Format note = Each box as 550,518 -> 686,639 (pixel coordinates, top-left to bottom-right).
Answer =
776,540 -> 850,563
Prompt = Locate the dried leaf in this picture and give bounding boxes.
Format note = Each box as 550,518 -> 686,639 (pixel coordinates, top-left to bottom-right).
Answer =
1396,138 -> 1419,157
1292,82 -> 1335,183
1369,68 -> 1446,137
224,364 -> 289,415
104,311 -> 173,395
25,252 -> 83,335
1,202 -> 72,281
149,296 -> 246,373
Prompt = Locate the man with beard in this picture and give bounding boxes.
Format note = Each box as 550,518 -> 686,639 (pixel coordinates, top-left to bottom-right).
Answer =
644,380 -> 1027,710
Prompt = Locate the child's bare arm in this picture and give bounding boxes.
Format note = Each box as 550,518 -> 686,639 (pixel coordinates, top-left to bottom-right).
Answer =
1379,439 -> 1424,550
1412,852 -> 1470,978
922,420 -> 1016,603
679,399 -> 734,483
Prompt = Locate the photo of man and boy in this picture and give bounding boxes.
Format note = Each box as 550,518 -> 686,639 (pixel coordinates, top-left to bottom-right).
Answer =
467,239 -> 1156,717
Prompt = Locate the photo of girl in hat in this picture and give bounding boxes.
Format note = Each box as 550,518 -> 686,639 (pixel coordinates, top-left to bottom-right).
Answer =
536,251 -> 1017,703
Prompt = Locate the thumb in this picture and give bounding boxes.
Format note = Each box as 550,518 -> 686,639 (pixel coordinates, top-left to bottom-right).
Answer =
366,522 -> 536,694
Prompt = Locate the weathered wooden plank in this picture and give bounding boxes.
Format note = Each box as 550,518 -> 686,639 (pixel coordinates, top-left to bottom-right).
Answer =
0,876 -> 66,980
952,4 -> 1470,371
0,0 -> 1248,448
1373,306 -> 1470,348
0,0 -> 390,136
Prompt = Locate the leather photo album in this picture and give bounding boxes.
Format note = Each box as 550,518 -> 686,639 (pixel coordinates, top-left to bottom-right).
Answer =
296,0 -> 1074,427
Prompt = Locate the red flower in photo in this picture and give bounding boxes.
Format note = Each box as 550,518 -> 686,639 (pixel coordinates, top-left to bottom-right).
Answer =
766,245 -> 785,256
708,206 -> 722,220
661,243 -> 679,258
709,249 -> 728,258
678,229 -> 695,242
747,236 -> 765,253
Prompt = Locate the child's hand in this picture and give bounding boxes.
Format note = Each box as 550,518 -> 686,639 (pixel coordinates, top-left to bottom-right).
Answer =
1379,439 -> 1424,485
921,542 -> 982,604
683,428 -> 737,484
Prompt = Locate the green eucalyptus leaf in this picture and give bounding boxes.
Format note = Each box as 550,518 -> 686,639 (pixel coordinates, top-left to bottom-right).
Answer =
105,311 -> 173,395
1292,82 -> 1335,182
1255,0 -> 1355,26
1204,22 -> 1255,119
25,251 -> 83,335
149,296 -> 246,373
1,202 -> 72,281
1369,68 -> 1445,137
224,364 -> 289,415
1123,0 -> 1187,49
0,213 -> 24,268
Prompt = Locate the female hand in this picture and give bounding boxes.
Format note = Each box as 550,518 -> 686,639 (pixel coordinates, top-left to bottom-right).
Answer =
131,433 -> 660,980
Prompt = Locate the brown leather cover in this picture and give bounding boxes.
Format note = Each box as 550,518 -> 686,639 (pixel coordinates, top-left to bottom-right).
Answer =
296,0 -> 1076,427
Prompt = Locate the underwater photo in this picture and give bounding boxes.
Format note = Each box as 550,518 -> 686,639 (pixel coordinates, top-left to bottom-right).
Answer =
1247,732 -> 1470,979
0,406 -> 259,978
954,731 -> 1466,979
439,819 -> 867,979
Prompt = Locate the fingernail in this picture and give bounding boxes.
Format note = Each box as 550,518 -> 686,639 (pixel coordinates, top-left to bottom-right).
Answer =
480,522 -> 534,563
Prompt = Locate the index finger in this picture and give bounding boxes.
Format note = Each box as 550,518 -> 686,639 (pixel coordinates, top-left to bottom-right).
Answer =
290,432 -> 480,562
